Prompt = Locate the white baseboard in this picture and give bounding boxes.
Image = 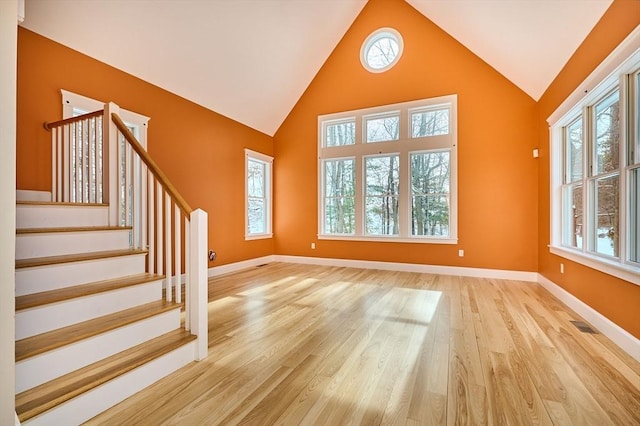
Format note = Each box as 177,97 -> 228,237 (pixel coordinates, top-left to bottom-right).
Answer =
16,190 -> 51,202
208,256 -> 274,278
209,255 -> 537,281
273,255 -> 538,282
537,274 -> 640,362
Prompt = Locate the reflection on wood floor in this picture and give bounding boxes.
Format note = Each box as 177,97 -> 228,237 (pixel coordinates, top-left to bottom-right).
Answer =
87,262 -> 640,425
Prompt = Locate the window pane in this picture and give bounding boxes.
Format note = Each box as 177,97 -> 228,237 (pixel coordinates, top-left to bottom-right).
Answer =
324,159 -> 355,234
411,109 -> 449,137
565,118 -> 583,183
365,155 -> 399,235
365,35 -> 400,70
594,90 -> 620,175
630,168 -> 640,263
248,160 -> 265,197
411,152 -> 450,236
593,174 -> 619,257
325,121 -> 355,147
247,198 -> 265,234
325,198 -> 355,234
412,196 -> 449,237
562,184 -> 583,249
366,115 -> 399,143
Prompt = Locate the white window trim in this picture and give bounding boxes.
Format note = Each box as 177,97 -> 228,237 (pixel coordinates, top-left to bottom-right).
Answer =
61,89 -> 150,149
547,25 -> 640,286
318,95 -> 458,244
245,149 -> 273,240
360,27 -> 404,74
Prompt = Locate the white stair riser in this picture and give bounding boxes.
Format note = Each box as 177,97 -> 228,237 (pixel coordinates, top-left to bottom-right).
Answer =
16,280 -> 163,340
16,229 -> 132,260
22,341 -> 196,426
16,308 -> 181,393
17,204 -> 108,228
16,254 -> 146,296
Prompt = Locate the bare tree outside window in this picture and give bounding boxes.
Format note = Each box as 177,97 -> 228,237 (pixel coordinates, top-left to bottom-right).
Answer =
324,159 -> 355,234
365,155 -> 399,235
411,151 -> 450,236
593,90 -> 620,257
366,115 -> 399,143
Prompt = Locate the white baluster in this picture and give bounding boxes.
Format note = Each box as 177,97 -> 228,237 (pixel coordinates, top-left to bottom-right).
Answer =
184,216 -> 190,330
140,160 -> 147,251
105,102 -> 121,226
74,122 -> 81,202
63,124 -> 70,202
156,184 -> 163,286
97,116 -> 103,203
125,142 -> 132,227
51,127 -> 57,202
83,118 -> 89,202
56,126 -> 62,202
165,194 -> 172,302
175,205 -> 181,304
148,173 -> 155,274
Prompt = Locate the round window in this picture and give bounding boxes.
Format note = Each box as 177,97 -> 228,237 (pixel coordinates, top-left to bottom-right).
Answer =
361,28 -> 403,73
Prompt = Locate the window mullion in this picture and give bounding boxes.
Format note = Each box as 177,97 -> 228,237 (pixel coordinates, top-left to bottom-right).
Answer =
398,149 -> 409,238
619,74 -> 630,263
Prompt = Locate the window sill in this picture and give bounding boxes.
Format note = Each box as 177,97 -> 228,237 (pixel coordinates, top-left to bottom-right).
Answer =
245,233 -> 273,241
318,235 -> 458,244
549,245 -> 640,286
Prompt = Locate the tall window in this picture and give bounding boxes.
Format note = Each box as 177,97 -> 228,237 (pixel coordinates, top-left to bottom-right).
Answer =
245,149 -> 273,239
549,39 -> 639,284
318,95 -> 457,243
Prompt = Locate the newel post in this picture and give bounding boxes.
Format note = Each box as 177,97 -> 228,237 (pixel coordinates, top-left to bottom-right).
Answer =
103,102 -> 121,226
189,208 -> 208,360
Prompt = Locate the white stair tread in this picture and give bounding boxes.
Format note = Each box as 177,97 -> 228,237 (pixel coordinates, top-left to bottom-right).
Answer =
15,329 -> 196,423
16,300 -> 180,362
16,273 -> 162,311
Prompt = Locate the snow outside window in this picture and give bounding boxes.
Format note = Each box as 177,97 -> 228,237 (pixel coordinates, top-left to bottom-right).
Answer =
548,38 -> 640,285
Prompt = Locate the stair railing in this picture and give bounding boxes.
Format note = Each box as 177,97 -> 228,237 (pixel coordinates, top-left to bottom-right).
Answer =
44,102 -> 208,360
44,110 -> 104,203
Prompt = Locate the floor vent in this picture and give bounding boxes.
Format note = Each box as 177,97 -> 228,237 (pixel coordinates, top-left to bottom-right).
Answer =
570,320 -> 597,334
256,264 -> 268,268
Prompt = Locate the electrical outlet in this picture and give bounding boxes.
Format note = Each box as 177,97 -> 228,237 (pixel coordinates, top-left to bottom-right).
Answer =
560,263 -> 564,274
458,249 -> 464,257
311,243 -> 316,249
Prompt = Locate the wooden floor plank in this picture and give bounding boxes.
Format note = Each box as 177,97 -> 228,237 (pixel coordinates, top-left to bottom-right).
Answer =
84,263 -> 640,425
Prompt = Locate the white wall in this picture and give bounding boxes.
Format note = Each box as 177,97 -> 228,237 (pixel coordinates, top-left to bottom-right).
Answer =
0,0 -> 17,423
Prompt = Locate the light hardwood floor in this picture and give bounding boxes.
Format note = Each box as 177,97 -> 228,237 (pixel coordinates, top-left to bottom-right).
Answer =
86,263 -> 640,425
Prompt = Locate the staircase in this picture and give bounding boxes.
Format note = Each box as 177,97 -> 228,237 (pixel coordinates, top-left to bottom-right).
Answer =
14,102 -> 209,424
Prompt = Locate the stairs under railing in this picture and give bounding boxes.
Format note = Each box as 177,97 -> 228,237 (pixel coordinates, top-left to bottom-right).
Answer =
43,102 -> 208,359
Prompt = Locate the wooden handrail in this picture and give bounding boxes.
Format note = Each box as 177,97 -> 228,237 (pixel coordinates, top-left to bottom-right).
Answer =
111,112 -> 193,216
43,110 -> 104,131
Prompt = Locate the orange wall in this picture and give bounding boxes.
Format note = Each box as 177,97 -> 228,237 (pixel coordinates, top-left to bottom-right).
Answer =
273,0 -> 538,271
537,0 -> 640,339
16,28 -> 274,267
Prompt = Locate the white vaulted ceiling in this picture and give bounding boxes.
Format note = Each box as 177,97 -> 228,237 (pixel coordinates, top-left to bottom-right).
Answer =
20,0 -> 612,136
